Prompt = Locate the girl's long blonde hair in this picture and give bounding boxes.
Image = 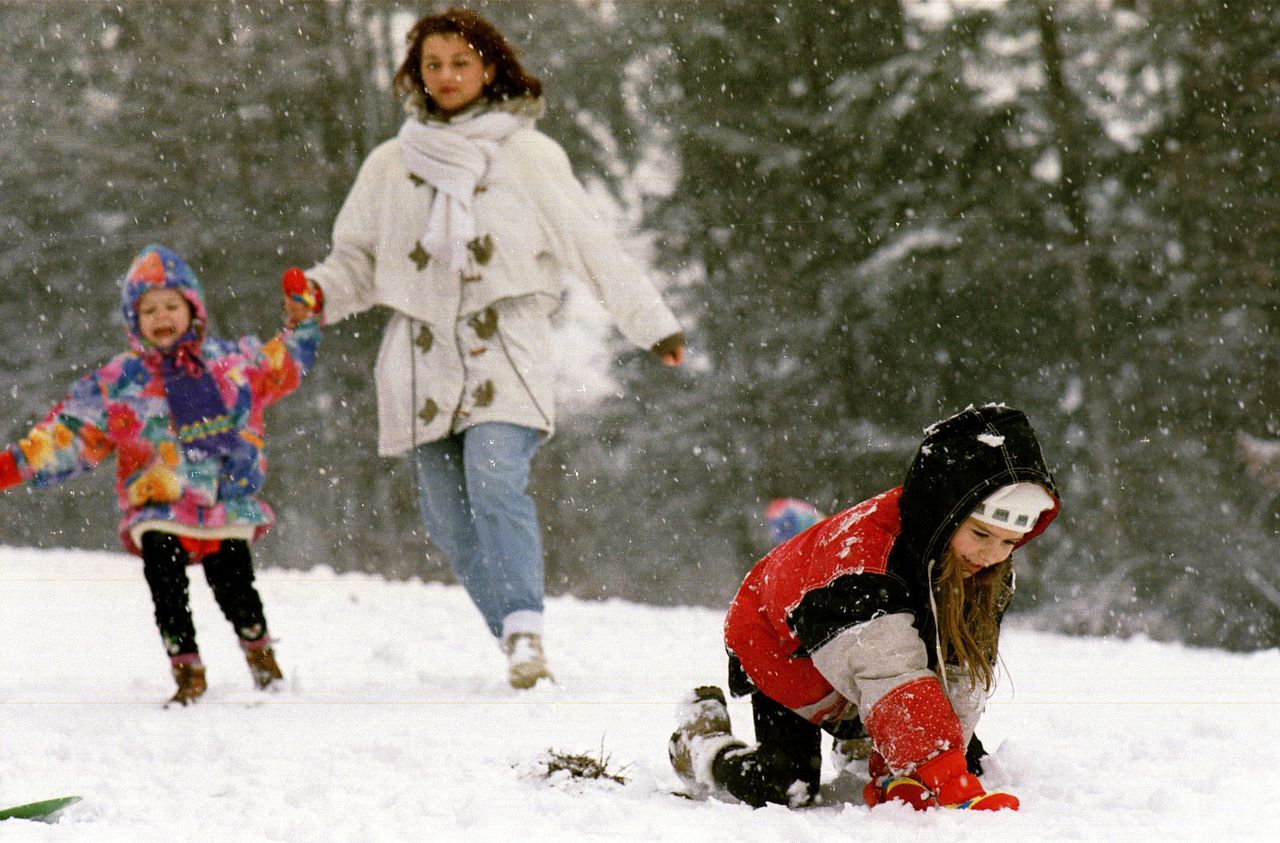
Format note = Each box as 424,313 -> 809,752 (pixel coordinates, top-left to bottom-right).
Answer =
934,550 -> 1014,693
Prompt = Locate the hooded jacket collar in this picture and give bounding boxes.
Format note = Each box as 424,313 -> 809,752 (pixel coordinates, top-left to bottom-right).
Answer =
119,244 -> 207,355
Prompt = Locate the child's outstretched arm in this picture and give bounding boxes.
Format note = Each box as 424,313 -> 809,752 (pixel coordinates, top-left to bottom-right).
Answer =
0,372 -> 114,492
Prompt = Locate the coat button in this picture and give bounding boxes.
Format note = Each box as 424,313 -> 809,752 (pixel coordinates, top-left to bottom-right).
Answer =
415,325 -> 434,354
468,306 -> 498,340
409,242 -> 431,270
467,234 -> 494,266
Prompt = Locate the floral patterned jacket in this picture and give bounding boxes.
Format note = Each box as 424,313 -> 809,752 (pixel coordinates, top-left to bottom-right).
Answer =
0,245 -> 320,555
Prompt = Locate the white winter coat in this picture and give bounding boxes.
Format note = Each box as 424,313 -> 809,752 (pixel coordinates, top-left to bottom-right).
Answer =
307,104 -> 683,457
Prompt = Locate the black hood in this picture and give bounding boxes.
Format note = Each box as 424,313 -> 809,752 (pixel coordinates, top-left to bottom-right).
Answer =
892,404 -> 1059,576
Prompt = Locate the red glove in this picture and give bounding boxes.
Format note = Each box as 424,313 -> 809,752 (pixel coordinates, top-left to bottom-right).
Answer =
282,267 -> 322,311
915,748 -> 1019,811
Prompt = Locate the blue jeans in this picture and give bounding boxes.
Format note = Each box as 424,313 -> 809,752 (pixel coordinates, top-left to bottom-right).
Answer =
413,423 -> 544,638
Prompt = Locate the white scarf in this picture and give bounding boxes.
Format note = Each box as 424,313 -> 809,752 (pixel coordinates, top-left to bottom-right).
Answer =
398,111 -> 523,273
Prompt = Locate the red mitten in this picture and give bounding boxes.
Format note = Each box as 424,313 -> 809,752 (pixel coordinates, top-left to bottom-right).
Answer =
0,448 -> 22,490
282,267 -> 322,311
915,749 -> 1019,811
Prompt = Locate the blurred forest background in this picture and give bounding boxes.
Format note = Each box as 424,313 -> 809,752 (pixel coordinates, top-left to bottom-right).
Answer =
1,0 -> 1277,650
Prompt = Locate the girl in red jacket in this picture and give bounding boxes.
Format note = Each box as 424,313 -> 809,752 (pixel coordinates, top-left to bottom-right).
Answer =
669,404 -> 1059,811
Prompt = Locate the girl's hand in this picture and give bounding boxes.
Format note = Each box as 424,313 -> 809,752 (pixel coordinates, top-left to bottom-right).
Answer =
281,268 -> 322,328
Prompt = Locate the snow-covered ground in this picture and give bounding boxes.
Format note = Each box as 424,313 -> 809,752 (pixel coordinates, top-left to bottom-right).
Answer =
1,545 -> 1276,842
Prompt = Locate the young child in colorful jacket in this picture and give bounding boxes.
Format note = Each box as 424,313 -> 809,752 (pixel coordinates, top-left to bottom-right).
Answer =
670,405 -> 1059,811
0,244 -> 320,706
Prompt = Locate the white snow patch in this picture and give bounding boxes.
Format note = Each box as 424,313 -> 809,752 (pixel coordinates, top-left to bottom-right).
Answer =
1,545 -> 1276,840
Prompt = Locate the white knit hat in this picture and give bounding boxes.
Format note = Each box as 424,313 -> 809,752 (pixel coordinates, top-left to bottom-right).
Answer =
970,483 -> 1055,533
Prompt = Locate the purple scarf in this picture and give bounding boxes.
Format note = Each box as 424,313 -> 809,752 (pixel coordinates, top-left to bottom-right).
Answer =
160,331 -> 240,462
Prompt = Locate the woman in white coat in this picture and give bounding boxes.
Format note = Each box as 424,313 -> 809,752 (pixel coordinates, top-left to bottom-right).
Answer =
302,8 -> 685,688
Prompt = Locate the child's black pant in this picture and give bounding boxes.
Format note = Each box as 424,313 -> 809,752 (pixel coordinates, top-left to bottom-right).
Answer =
140,531 -> 269,658
711,692 -> 823,808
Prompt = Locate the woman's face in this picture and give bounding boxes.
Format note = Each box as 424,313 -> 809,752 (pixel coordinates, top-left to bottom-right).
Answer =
137,288 -> 192,349
419,32 -> 494,117
948,517 -> 1023,578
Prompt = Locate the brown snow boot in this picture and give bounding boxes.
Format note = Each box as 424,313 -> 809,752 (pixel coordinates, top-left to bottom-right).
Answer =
244,644 -> 284,690
168,662 -> 208,707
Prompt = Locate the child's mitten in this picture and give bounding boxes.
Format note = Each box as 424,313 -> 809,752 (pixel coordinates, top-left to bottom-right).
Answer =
0,449 -> 21,490
282,267 -> 322,311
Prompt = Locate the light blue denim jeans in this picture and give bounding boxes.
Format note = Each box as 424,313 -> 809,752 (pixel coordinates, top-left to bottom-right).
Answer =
413,422 -> 544,638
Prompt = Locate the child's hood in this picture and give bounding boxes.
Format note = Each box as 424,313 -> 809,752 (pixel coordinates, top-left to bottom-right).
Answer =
119,244 -> 208,351
895,404 -> 1060,570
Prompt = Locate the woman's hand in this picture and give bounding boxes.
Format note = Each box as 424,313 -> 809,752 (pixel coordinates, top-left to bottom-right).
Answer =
651,332 -> 685,367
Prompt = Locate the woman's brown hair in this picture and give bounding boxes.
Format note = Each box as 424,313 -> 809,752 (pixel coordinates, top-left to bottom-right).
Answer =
934,551 -> 1014,693
393,8 -> 542,116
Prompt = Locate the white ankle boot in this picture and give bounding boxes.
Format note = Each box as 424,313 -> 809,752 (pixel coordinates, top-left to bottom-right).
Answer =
668,686 -> 746,791
504,632 -> 553,689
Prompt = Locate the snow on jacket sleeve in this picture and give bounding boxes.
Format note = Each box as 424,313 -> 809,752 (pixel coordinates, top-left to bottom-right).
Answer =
1,370 -> 115,490
512,132 -> 683,351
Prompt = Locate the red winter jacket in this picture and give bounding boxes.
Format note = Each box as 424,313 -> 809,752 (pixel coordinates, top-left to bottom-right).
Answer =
726,487 -> 905,720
